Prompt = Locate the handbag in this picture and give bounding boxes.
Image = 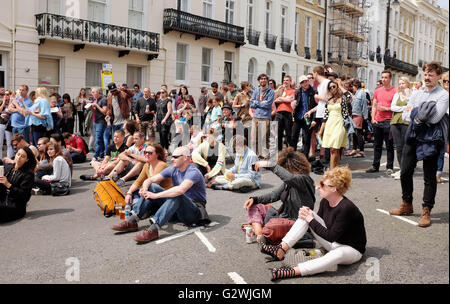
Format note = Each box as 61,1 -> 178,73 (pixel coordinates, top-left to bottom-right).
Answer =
50,181 -> 70,196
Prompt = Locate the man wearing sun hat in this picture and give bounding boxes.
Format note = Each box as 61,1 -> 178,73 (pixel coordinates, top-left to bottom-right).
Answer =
291,75 -> 317,155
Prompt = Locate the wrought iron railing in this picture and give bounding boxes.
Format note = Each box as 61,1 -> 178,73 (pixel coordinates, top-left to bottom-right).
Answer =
35,13 -> 159,53
304,47 -> 311,59
163,8 -> 245,46
376,53 -> 382,63
369,51 -> 375,61
384,55 -> 418,76
264,33 -> 277,50
280,37 -> 292,53
317,50 -> 323,62
247,28 -> 260,46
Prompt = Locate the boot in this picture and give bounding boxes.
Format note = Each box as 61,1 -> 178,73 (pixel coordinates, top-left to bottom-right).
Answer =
389,201 -> 414,215
418,206 -> 431,228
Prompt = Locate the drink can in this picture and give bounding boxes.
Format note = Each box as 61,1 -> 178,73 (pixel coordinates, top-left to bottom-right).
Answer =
245,226 -> 256,244
305,115 -> 310,126
120,209 -> 125,220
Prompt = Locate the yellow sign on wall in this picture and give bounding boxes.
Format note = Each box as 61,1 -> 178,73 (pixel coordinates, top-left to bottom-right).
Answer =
101,70 -> 114,90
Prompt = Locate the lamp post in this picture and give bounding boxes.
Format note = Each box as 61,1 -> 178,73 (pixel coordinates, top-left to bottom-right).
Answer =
384,0 -> 400,56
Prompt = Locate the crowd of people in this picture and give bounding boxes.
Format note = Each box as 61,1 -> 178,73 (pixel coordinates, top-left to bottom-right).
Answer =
0,60 -> 448,281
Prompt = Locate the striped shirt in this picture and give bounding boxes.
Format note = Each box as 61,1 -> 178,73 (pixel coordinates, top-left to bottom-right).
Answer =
403,85 -> 449,124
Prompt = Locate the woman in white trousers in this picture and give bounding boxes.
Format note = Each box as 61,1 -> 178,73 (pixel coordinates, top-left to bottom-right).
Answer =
261,166 -> 367,281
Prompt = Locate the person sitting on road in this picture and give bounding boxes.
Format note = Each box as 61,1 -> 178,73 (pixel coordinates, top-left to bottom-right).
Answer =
262,166 -> 367,281
35,137 -> 51,179
111,146 -> 210,244
211,135 -> 260,193
243,147 -> 315,244
110,131 -> 147,187
62,132 -> 87,164
0,147 -> 37,223
2,133 -> 38,165
49,133 -> 73,172
111,143 -> 173,230
192,128 -> 227,188
34,141 -> 72,195
80,129 -> 127,181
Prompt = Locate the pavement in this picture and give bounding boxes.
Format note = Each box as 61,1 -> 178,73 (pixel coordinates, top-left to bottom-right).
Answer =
0,145 -> 448,285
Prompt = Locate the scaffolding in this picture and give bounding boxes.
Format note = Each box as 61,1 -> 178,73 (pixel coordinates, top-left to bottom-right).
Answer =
327,0 -> 371,82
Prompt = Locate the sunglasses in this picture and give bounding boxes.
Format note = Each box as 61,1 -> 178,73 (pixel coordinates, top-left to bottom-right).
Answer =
329,85 -> 337,89
171,154 -> 184,159
144,151 -> 154,155
319,181 -> 335,188
443,80 -> 449,83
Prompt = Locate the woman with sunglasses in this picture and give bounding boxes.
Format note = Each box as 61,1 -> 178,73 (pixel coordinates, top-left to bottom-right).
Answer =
111,142 -> 173,232
318,81 -> 350,168
156,89 -> 173,153
261,166 -> 366,281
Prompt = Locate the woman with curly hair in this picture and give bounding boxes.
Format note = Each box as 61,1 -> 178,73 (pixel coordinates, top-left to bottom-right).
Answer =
123,120 -> 139,147
243,147 -> 316,244
262,166 -> 367,281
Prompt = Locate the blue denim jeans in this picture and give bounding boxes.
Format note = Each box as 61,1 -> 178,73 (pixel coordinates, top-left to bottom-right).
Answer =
93,122 -> 106,159
103,125 -> 112,155
437,148 -> 445,174
12,126 -> 30,144
133,183 -> 199,227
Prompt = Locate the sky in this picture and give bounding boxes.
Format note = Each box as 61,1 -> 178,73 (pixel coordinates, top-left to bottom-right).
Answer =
437,0 -> 449,11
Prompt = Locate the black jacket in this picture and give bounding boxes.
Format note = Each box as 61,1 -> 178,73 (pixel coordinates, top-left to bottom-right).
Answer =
293,86 -> 317,122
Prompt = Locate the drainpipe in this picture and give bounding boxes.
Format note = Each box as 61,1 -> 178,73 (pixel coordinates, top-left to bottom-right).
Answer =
324,0 -> 327,64
160,47 -> 167,85
12,0 -> 16,90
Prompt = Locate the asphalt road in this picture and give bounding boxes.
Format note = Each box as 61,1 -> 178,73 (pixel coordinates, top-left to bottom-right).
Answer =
0,146 -> 448,285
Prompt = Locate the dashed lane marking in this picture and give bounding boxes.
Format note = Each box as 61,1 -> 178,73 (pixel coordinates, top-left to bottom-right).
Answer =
155,222 -> 220,245
228,272 -> 247,284
195,231 -> 216,253
377,208 -> 418,226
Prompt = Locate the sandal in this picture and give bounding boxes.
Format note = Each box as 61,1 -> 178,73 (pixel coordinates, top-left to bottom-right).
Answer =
345,150 -> 357,156
260,243 -> 286,261
352,152 -> 365,158
270,266 -> 297,281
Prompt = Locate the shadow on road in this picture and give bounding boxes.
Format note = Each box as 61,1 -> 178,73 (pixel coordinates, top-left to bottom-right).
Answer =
0,208 -> 75,227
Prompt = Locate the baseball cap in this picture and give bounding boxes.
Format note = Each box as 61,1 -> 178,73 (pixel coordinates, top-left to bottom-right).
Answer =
298,75 -> 309,84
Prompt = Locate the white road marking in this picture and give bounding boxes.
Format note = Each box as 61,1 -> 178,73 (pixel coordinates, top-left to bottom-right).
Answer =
377,209 -> 418,226
155,222 -> 220,245
195,231 -> 216,253
228,272 -> 247,284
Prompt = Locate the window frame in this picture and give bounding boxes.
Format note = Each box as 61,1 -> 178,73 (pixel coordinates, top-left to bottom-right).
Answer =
201,47 -> 213,84
39,56 -> 64,93
176,43 -> 189,83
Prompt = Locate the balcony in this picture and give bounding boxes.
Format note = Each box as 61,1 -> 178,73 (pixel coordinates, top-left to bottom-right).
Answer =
304,47 -> 311,59
384,55 -> 418,76
369,51 -> 375,61
280,37 -> 292,53
264,33 -> 277,50
246,28 -> 260,46
163,8 -> 245,47
35,13 -> 159,56
317,50 -> 323,62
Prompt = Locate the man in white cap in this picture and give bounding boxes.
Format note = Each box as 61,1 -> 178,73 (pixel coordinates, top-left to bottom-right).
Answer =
111,146 -> 210,243
291,75 -> 317,156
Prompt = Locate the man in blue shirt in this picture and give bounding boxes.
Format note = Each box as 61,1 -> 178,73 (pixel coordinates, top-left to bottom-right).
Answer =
250,74 -> 274,159
111,146 -> 210,243
8,85 -> 32,143
131,84 -> 143,120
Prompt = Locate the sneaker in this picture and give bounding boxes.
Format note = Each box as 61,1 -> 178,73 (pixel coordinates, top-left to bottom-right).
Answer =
366,167 -> 379,173
115,178 -> 126,187
386,169 -> 394,175
111,221 -> 138,232
392,171 -> 401,179
134,229 -> 159,243
100,176 -> 111,181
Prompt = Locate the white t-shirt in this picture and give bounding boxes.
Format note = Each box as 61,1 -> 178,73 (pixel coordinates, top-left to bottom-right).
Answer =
315,78 -> 330,118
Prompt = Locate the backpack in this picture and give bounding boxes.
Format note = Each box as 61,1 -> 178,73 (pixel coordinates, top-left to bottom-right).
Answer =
93,180 -> 126,217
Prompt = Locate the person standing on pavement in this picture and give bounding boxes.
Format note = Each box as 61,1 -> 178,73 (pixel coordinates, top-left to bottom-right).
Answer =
292,75 -> 316,155
197,87 -> 209,127
90,87 -> 108,161
436,72 -> 449,183
366,71 -> 396,174
8,85 -> 32,143
348,79 -> 368,158
274,75 -> 295,151
250,74 -> 274,159
74,88 -> 88,136
106,82 -> 133,134
389,77 -> 411,179
389,62 -> 449,228
134,88 -> 156,141
130,84 -> 143,119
